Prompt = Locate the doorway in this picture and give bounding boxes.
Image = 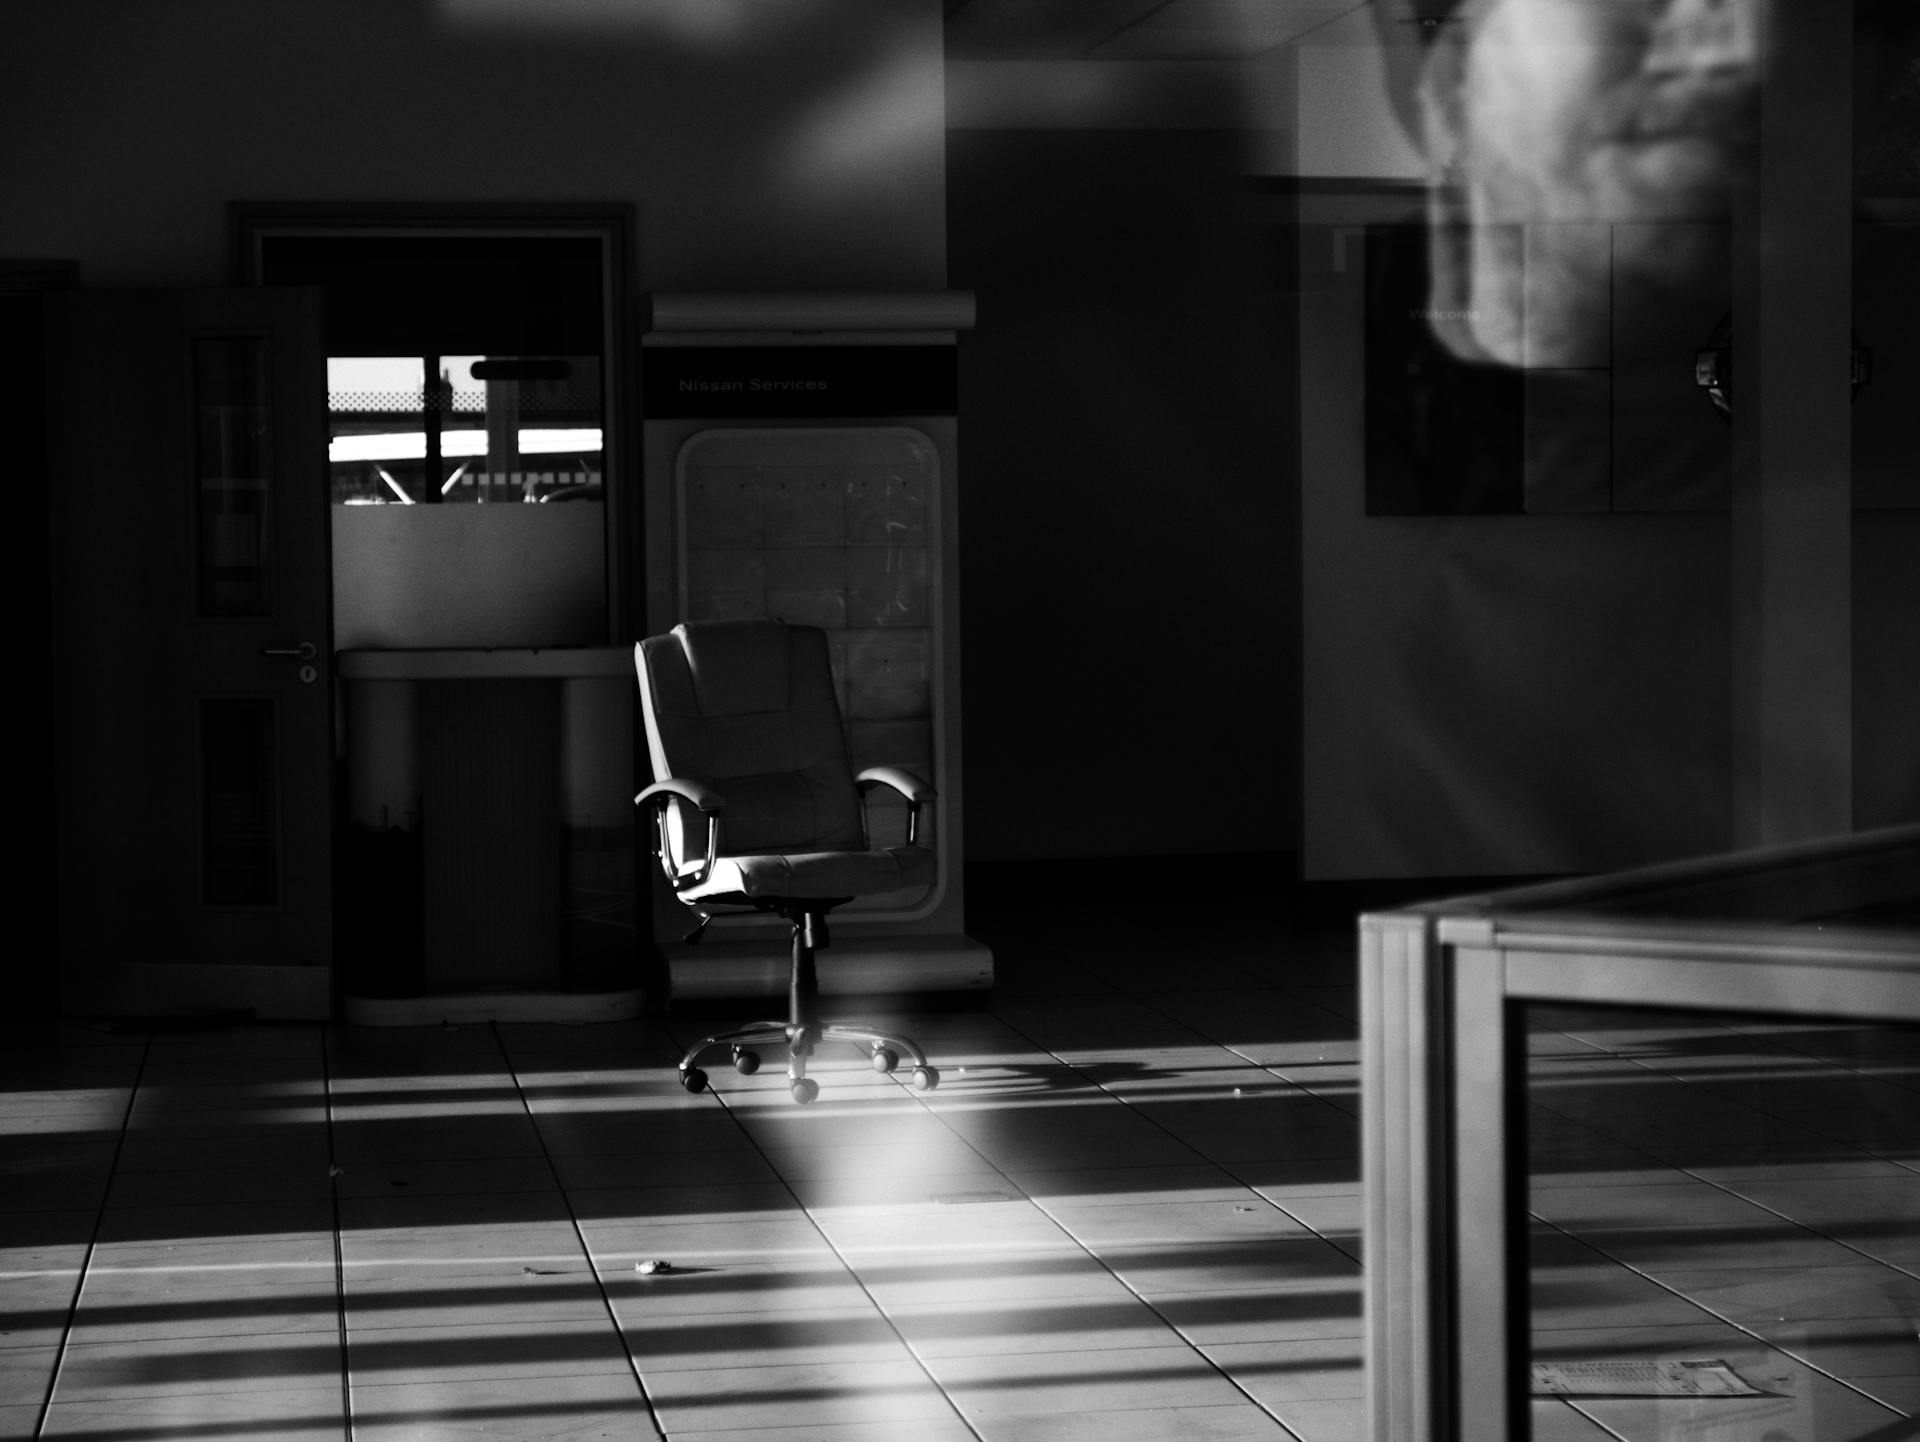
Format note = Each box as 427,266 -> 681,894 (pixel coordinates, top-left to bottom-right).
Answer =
234,206 -> 642,1012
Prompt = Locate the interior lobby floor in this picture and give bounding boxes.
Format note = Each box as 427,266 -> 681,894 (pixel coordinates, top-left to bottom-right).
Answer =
4,868 -> 1920,1441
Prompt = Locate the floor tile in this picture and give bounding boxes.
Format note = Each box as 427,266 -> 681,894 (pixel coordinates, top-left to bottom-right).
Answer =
0,1349 -> 55,1408
1041,1197 -> 1312,1251
105,1164 -> 335,1208
785,1170 -> 1029,1214
1565,1220 -> 1864,1272
339,1223 -> 591,1289
813,1196 -> 1076,1253
339,1189 -> 573,1232
0,1270 -> 78,1351
1572,1366 -> 1903,1441
1228,1159 -> 1361,1204
535,1107 -> 759,1157
344,1270 -> 609,1333
622,1304 -> 911,1372
68,1273 -> 341,1344
1529,1180 -> 1792,1230
1635,1263 -> 1920,1326
1742,1316 -> 1920,1379
1261,1396 -> 1363,1442
1276,1194 -> 1360,1251
348,1372 -> 653,1440
0,1171 -> 109,1214
548,1146 -> 779,1191
51,1330 -> 342,1400
332,1153 -> 561,1198
668,1421 -> 980,1442
601,1253 -> 873,1320
643,1357 -> 960,1433
38,1385 -> 348,1439
330,1115 -> 548,1163
346,1318 -> 632,1385
929,1343 -> 1250,1419
756,1137 -> 1000,1183
886,1295 -> 1190,1358
1202,1336 -> 1364,1403
969,1403 -> 1298,1441
569,1181 -> 803,1225
934,1103 -> 1206,1171
91,1199 -> 335,1247
847,1245 -> 1138,1310
578,1215 -> 835,1266
1009,1164 -> 1253,1208
1095,1234 -> 1358,1299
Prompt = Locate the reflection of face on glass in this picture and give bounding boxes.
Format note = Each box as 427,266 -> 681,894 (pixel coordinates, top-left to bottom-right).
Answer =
1403,0 -> 1760,367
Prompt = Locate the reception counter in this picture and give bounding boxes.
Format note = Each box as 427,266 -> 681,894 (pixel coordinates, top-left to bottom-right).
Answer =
335,646 -> 643,1025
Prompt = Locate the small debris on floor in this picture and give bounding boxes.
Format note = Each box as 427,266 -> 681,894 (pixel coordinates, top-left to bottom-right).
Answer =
635,1259 -> 672,1275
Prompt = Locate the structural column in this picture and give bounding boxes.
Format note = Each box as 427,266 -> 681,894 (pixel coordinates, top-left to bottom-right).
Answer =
1731,0 -> 1854,847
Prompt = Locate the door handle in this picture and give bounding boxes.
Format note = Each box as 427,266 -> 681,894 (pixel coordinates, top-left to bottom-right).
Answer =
262,642 -> 318,662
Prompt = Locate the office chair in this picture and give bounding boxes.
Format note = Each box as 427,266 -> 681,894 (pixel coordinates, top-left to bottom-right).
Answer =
634,618 -> 941,1104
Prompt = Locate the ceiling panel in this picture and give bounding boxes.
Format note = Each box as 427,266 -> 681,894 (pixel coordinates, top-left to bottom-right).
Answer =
943,0 -> 1167,60
946,0 -> 1371,61
1095,1 -> 1366,58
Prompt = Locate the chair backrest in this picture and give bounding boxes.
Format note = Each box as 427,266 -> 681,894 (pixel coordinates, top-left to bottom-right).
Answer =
636,619 -> 865,857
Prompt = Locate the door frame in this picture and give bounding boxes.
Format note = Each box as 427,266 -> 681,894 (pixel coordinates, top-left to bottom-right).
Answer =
228,201 -> 641,642
4,259 -> 79,1013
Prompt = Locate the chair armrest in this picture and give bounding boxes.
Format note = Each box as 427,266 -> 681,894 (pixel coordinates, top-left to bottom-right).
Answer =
855,766 -> 934,803
635,777 -> 726,814
855,766 -> 934,846
634,778 -> 724,889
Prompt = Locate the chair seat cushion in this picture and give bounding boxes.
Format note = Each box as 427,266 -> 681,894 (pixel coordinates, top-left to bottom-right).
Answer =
681,845 -> 937,902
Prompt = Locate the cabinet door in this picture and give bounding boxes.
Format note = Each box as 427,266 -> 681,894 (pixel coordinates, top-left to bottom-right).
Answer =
49,287 -> 332,1019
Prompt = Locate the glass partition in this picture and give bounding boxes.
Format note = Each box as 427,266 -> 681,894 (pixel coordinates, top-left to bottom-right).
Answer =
1361,824 -> 1920,1442
1525,1001 -> 1920,1438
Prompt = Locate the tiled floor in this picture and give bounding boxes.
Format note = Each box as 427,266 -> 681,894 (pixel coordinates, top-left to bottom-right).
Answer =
11,887 -> 1920,1441
1527,1005 -> 1920,1439
0,886 -> 1366,1442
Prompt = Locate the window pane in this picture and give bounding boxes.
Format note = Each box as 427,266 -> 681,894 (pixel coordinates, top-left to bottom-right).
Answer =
201,698 -> 279,906
328,354 -> 607,648
194,337 -> 272,617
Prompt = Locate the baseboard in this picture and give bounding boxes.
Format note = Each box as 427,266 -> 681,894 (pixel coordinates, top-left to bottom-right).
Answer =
342,987 -> 647,1027
665,932 -> 993,1003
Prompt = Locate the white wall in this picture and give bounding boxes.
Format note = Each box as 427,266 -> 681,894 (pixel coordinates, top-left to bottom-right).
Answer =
0,0 -> 947,290
1299,258 -> 1735,879
1290,8 -> 1424,182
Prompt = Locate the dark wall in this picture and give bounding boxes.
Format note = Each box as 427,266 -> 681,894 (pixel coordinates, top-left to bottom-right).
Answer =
947,128 -> 1300,862
1,281 -> 62,1009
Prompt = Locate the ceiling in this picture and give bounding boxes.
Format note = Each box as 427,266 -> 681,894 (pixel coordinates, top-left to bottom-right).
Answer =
942,0 -> 1376,62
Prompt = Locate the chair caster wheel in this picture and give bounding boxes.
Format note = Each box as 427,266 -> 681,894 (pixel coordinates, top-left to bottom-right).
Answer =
910,1065 -> 939,1092
790,1078 -> 819,1105
681,1067 -> 709,1095
871,1047 -> 898,1074
733,1049 -> 761,1075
